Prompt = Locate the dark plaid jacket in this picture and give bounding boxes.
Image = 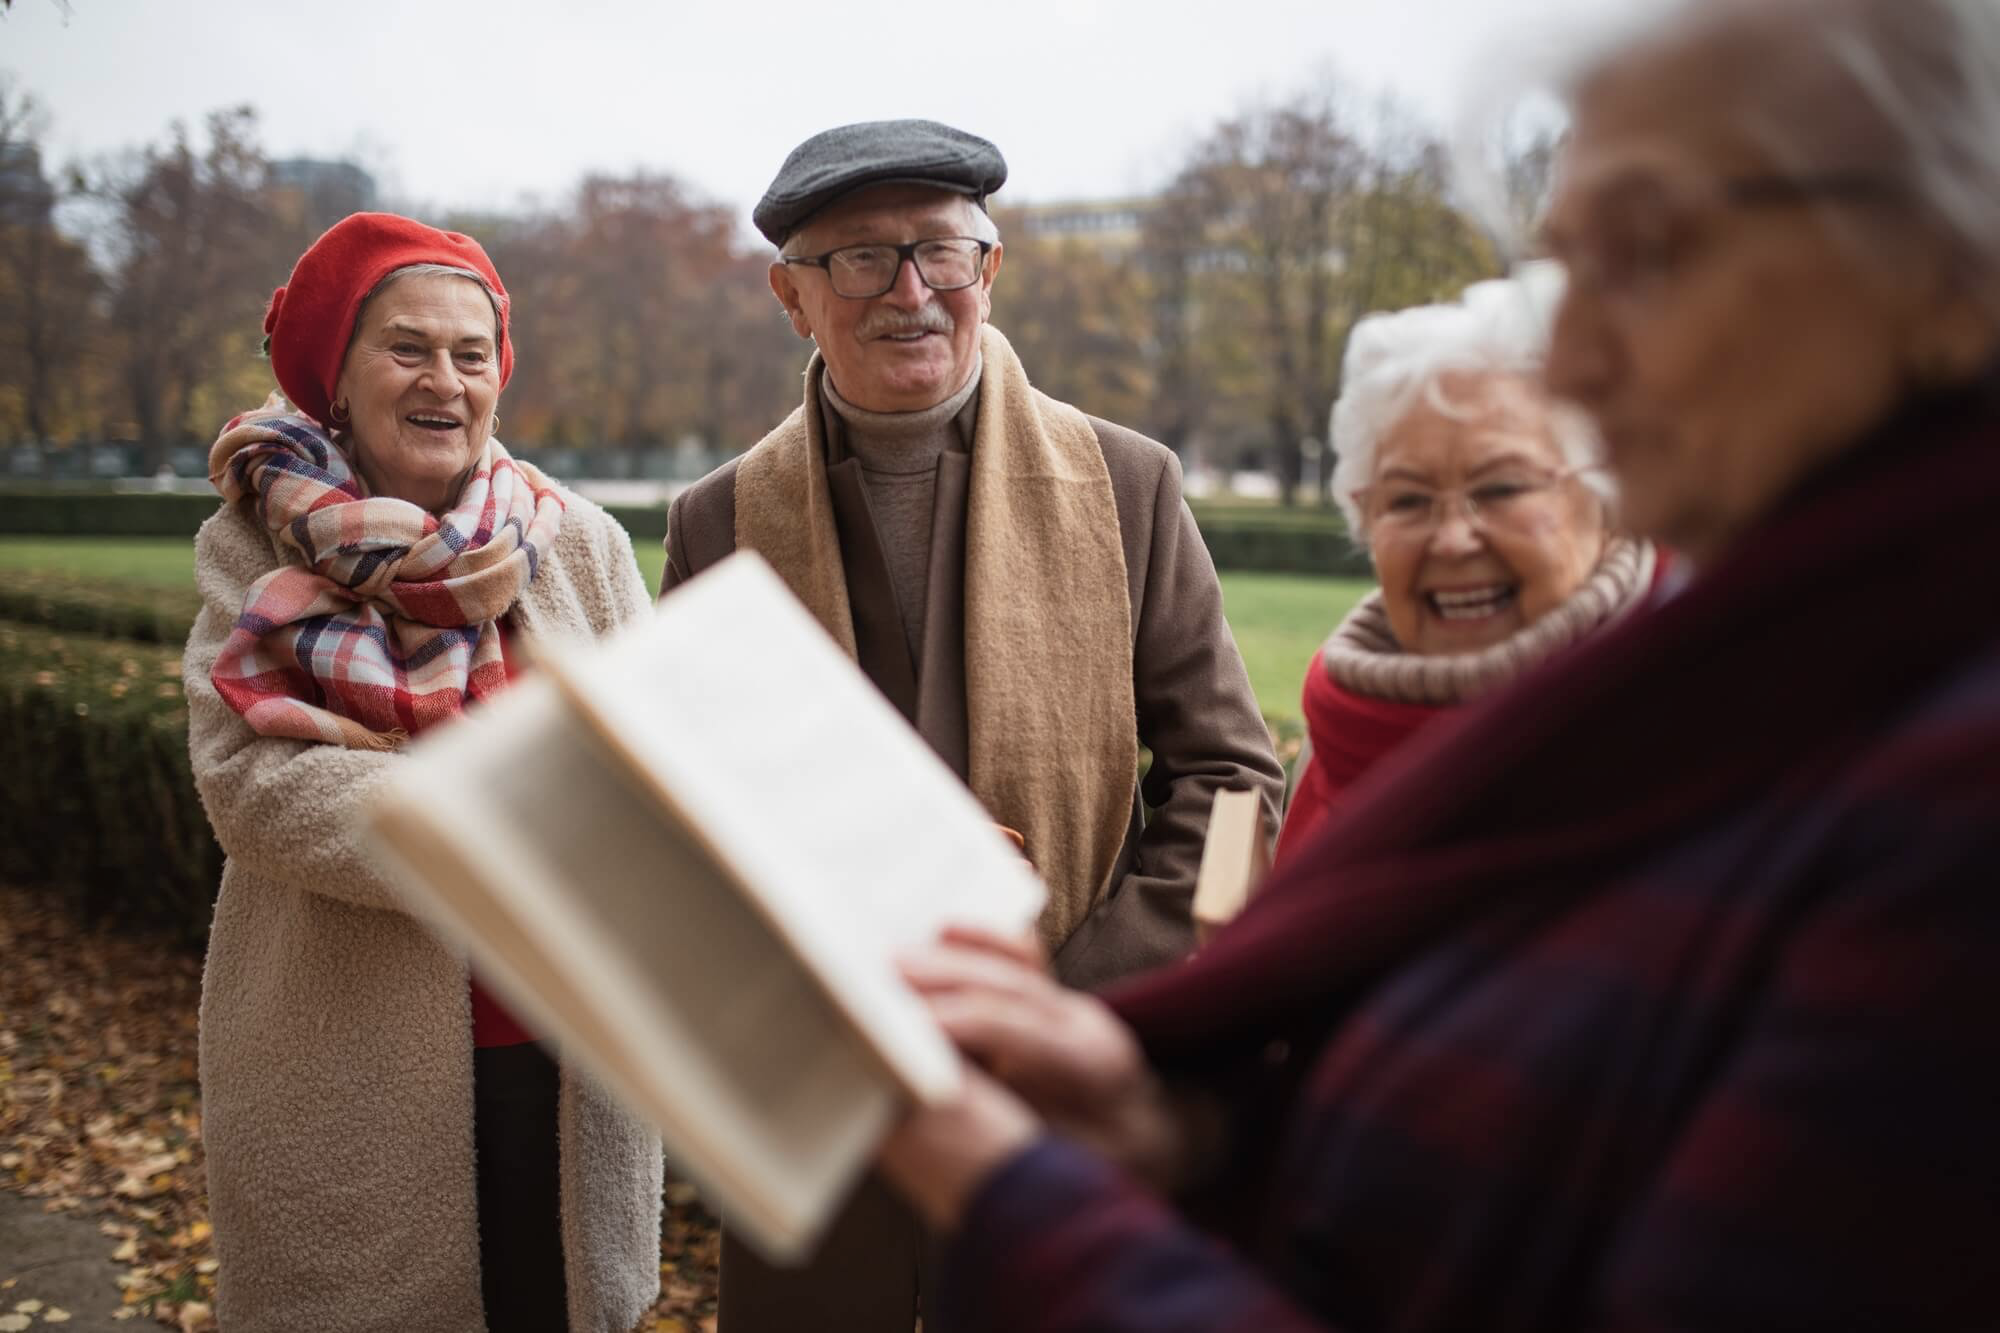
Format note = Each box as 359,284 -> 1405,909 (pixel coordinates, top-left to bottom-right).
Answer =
936,386 -> 2000,1332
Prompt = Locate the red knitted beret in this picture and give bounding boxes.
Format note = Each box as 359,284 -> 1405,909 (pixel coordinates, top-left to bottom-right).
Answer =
262,212 -> 513,427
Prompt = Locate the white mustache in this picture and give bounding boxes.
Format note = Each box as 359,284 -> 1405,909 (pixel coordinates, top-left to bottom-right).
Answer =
857,306 -> 955,340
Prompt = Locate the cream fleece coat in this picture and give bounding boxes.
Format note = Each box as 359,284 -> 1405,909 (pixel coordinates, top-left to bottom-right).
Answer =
184,490 -> 662,1333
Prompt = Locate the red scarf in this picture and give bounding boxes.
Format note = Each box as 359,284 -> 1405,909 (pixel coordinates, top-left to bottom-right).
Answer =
1274,653 -> 1443,867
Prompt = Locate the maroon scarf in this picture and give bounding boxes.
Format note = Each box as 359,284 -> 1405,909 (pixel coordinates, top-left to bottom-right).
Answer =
1114,380 -> 2000,1055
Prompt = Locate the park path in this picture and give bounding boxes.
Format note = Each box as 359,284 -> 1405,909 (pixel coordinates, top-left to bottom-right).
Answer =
1,886 -> 720,1331
0,1188 -> 128,1331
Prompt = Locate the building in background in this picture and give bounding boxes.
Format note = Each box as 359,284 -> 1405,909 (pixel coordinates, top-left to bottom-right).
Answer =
267,158 -> 377,233
1009,197 -> 1152,254
0,140 -> 55,226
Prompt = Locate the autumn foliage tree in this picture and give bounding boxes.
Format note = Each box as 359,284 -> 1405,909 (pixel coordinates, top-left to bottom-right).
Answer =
1139,93 -> 1497,504
477,172 -> 800,462
987,207 -> 1156,430
5,77 -> 1510,491
83,108 -> 306,469
0,77 -> 103,455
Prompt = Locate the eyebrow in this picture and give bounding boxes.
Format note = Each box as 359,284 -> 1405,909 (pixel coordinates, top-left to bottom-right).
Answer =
1466,448 -> 1549,476
1375,466 -> 1437,486
1375,450 -> 1547,486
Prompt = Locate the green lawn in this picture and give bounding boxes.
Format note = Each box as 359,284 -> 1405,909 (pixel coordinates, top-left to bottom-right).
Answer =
0,536 -> 1370,725
1218,572 -> 1369,729
0,535 -> 202,587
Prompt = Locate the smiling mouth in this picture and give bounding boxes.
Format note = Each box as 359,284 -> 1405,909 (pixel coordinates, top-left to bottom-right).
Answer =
1426,585 -> 1518,621
878,330 -> 936,343
406,412 -> 462,432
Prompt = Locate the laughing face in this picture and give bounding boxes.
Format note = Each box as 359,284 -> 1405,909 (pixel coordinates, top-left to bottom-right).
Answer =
333,272 -> 502,512
1364,371 -> 1609,656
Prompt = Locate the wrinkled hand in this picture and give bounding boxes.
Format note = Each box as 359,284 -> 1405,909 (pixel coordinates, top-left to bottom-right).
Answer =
892,928 -> 1183,1186
877,1063 -> 1038,1231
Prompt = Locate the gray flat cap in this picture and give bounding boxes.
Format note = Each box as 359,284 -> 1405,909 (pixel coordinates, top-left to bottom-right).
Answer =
753,119 -> 1007,247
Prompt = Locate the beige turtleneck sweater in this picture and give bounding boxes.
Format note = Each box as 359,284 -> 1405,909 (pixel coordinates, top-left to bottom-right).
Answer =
820,358 -> 981,664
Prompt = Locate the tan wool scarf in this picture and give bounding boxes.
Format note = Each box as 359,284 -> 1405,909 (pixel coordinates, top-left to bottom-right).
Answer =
1323,535 -> 1658,706
734,325 -> 1136,950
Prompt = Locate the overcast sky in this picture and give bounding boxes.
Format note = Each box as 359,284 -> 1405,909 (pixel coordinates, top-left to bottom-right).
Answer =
5,0 -> 1624,236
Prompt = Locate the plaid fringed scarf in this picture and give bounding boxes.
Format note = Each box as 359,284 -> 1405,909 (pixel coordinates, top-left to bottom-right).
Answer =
206,397 -> 565,751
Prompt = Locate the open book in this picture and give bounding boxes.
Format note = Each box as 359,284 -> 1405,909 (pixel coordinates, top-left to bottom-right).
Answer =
366,552 -> 1046,1264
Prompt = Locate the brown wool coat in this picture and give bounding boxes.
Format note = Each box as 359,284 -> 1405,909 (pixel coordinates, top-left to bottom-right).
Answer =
664,371 -> 1284,993
185,491 -> 664,1333
667,350 -> 1285,1333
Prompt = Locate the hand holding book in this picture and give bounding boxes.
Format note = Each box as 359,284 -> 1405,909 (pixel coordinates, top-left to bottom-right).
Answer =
877,926 -> 1195,1228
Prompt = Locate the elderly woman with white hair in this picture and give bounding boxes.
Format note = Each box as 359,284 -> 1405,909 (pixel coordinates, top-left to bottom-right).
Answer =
862,0 -> 2000,1328
1275,264 -> 1658,864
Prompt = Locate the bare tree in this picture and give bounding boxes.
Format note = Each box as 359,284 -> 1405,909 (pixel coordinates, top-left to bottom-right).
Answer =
85,108 -> 292,467
988,207 -> 1156,430
1160,94 -> 1365,504
1149,89 -> 1498,505
0,78 -> 101,456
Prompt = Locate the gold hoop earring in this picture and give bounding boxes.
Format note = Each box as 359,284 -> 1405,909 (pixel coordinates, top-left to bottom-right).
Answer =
490,414 -> 500,435
328,399 -> 351,427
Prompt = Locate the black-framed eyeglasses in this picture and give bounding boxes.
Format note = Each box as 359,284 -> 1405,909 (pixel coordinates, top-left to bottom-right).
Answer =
781,237 -> 994,300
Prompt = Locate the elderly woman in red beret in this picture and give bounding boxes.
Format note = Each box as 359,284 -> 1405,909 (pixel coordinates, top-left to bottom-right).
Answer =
183,213 -> 662,1333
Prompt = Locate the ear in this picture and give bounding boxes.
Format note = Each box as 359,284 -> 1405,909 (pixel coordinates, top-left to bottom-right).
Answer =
768,262 -> 813,339
978,242 -> 1003,323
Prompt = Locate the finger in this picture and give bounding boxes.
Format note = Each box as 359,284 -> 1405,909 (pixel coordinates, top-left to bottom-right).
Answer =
924,989 -> 1074,1079
937,924 -> 1049,971
898,940 -> 1054,999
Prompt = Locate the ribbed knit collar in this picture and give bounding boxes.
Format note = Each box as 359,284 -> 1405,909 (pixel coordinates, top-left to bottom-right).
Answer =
1321,536 -> 1657,707
821,355 -> 982,473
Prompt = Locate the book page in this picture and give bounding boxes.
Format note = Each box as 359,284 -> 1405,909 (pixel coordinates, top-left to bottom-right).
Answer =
373,553 -> 1051,1260
372,678 -> 894,1261
547,553 -> 1049,1105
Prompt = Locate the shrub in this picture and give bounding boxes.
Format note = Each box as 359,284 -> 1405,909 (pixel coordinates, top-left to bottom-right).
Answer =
0,623 -> 220,939
0,489 -> 1366,575
1199,524 -> 1372,577
0,570 -> 202,645
606,504 -> 668,543
0,490 -> 222,537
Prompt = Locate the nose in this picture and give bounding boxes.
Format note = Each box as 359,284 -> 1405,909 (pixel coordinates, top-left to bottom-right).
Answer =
1427,500 -> 1485,558
880,251 -> 931,310
417,350 -> 465,400
1545,281 -> 1617,408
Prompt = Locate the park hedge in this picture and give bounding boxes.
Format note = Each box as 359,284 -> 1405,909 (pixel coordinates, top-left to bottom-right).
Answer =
0,488 -> 1373,578
0,622 -> 221,939
0,568 -> 202,645
0,488 -> 225,537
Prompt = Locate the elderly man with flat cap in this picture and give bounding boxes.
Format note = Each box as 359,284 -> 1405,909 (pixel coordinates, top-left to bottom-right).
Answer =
662,118 -> 1283,1332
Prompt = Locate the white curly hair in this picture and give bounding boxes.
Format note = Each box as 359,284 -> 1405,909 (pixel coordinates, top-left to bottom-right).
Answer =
1328,261 -> 1611,541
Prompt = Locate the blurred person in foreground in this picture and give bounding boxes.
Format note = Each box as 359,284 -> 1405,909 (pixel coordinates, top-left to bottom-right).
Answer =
663,119 -> 1284,1332
1277,263 -> 1658,865
184,213 -> 662,1332
871,1 -> 2000,1327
